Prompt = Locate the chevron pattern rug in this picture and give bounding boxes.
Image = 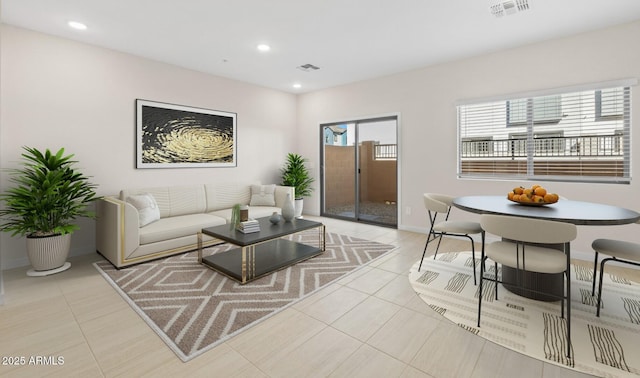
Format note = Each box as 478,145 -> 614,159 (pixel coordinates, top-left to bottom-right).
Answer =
409,252 -> 640,378
94,232 -> 395,362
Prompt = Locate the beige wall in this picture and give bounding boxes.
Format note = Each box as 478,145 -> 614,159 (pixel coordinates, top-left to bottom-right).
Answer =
0,25 -> 297,269
2,21 -> 640,268
297,21 -> 640,256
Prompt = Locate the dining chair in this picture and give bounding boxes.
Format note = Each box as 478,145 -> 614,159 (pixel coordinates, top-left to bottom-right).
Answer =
591,219 -> 640,317
478,214 -> 577,358
419,193 -> 483,285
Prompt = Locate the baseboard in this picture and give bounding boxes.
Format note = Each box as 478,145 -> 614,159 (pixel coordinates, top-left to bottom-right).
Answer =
398,224 -> 428,234
1,248 -> 95,271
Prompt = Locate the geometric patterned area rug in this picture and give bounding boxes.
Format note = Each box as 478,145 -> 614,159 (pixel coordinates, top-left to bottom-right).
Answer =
94,232 -> 395,362
409,252 -> 640,378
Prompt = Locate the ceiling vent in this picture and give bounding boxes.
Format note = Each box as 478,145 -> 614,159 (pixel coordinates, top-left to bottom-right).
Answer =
490,0 -> 530,17
297,64 -> 320,72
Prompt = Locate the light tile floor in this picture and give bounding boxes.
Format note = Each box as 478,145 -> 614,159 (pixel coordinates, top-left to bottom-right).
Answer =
0,216 -> 604,377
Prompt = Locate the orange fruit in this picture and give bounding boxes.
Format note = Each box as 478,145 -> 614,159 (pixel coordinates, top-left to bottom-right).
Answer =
531,184 -> 541,191
523,188 -> 533,197
513,187 -> 524,195
507,192 -> 514,200
532,195 -> 545,203
534,187 -> 547,196
512,194 -> 521,201
544,193 -> 559,203
519,194 -> 531,202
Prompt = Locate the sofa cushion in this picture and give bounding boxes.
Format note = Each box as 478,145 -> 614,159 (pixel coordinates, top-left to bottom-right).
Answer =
122,185 -> 207,218
249,184 -> 276,206
205,183 -> 252,212
126,193 -> 160,227
138,213 -> 226,245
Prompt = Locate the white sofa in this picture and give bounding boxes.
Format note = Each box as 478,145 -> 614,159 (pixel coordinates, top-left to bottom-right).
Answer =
95,183 -> 293,268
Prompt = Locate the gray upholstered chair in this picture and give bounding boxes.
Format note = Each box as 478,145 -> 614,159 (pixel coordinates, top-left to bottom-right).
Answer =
419,193 -> 483,285
478,214 -> 577,358
591,220 -> 640,317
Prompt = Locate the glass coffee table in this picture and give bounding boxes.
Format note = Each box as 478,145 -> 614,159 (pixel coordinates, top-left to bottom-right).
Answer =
197,217 -> 325,284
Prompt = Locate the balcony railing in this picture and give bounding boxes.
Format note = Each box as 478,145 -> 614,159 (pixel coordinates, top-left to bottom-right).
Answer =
374,144 -> 397,160
461,134 -> 623,159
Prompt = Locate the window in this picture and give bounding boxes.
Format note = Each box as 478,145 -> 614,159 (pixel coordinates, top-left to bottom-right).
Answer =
457,80 -> 634,183
596,88 -> 625,119
508,95 -> 562,125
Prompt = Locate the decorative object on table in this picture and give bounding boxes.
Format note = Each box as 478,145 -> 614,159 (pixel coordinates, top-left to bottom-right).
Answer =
269,211 -> 282,225
281,153 -> 314,218
230,204 -> 241,230
236,219 -> 260,234
0,147 -> 99,276
94,232 -> 396,362
409,252 -> 640,378
507,184 -> 559,205
239,205 -> 249,222
135,99 -> 237,169
281,192 -> 295,222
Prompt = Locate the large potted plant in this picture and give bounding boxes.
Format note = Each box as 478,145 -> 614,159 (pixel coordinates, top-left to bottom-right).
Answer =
281,153 -> 314,218
0,147 -> 99,276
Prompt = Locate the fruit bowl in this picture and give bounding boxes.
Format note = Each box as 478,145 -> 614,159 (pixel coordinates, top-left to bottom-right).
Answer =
507,198 -> 554,206
507,185 -> 559,206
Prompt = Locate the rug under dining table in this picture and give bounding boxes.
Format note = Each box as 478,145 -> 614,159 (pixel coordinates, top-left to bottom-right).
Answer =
409,251 -> 640,377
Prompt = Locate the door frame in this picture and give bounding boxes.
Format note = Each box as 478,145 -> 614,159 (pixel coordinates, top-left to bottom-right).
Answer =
319,113 -> 401,227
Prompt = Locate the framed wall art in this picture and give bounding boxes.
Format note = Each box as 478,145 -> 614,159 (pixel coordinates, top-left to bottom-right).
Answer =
136,99 -> 237,168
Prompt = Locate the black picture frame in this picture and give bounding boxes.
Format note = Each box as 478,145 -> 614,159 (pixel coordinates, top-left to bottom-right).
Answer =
136,99 -> 237,168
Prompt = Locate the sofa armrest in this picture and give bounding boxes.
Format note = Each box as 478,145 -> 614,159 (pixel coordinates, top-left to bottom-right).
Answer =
95,196 -> 141,267
274,185 -> 295,208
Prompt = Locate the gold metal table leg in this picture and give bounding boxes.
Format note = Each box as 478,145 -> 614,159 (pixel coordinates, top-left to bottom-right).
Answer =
241,246 -> 246,284
241,245 -> 256,284
197,232 -> 203,263
319,224 -> 326,251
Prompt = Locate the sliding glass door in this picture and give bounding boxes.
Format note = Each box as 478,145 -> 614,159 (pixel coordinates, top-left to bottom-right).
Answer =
321,116 -> 398,227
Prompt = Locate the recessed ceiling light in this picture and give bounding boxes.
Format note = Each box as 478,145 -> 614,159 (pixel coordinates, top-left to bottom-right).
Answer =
257,44 -> 271,52
68,21 -> 87,30
293,83 -> 302,89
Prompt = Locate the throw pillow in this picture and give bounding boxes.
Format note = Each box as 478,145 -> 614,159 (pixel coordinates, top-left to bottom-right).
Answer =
126,193 -> 161,227
249,184 -> 276,206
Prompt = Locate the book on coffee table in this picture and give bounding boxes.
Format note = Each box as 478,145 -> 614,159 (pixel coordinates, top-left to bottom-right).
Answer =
236,219 -> 260,233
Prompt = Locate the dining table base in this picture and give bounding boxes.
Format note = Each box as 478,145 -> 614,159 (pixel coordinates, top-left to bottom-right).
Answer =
501,267 -> 564,302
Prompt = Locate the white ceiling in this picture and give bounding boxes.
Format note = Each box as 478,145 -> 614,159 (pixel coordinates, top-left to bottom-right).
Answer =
3,0 -> 640,94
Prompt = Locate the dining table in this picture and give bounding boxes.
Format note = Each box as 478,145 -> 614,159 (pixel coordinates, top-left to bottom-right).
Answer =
452,195 -> 640,300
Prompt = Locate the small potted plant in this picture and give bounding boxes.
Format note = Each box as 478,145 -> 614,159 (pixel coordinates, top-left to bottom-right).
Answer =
0,147 -> 99,276
281,153 -> 314,218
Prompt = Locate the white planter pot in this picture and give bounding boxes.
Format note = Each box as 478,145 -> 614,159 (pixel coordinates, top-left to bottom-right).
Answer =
294,198 -> 304,218
26,233 -> 72,276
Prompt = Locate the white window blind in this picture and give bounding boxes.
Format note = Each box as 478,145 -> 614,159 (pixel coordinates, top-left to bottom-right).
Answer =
457,82 -> 633,183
